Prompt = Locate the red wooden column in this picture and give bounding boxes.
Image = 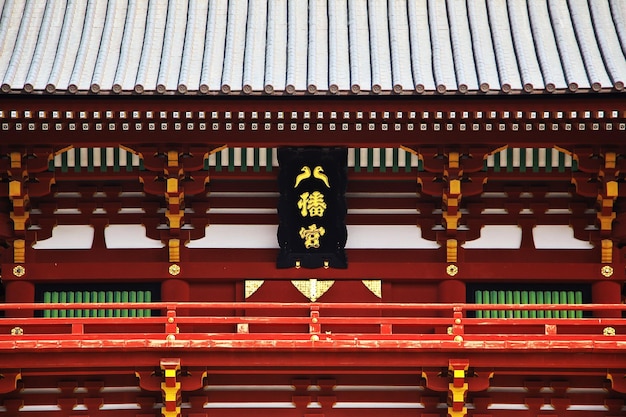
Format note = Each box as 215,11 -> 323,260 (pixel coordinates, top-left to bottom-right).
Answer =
4,280 -> 34,317
162,279 -> 190,302
438,279 -> 465,318
0,148 -> 55,318
592,280 -> 622,318
439,280 -> 465,303
569,148 -> 626,318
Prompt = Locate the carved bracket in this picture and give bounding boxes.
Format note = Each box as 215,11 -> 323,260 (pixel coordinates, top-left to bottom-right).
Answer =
569,147 -> 626,263
448,359 -> 469,417
405,145 -> 493,263
0,370 -> 21,394
129,145 -> 223,262
607,371 -> 626,393
0,147 -> 56,264
160,358 -> 181,417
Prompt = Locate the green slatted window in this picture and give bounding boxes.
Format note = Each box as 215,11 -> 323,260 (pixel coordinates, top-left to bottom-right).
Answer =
52,147 -> 579,175
51,147 -> 427,174
470,285 -> 589,319
485,148 -> 576,172
205,148 -> 423,173
51,148 -> 143,173
38,284 -> 158,318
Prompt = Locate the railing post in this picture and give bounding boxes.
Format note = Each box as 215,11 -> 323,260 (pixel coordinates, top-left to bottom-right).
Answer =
545,324 -> 557,335
310,305 -> 320,341
71,323 -> 84,335
380,323 -> 392,335
166,306 -> 177,341
452,306 -> 464,342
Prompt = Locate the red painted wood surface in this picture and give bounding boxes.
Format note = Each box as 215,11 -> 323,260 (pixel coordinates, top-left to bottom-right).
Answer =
1,93 -> 626,416
1,95 -> 625,148
1,302 -> 626,358
1,302 -> 625,416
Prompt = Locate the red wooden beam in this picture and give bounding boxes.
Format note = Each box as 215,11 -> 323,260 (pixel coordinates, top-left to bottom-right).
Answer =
0,345 -> 624,371
2,256 -> 617,281
1,95 -> 625,148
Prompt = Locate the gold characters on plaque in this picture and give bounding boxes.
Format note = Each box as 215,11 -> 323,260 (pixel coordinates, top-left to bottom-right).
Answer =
298,191 -> 327,217
295,165 -> 331,249
299,224 -> 326,249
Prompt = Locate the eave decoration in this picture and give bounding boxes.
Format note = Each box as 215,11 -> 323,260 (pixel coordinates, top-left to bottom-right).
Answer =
277,147 -> 347,268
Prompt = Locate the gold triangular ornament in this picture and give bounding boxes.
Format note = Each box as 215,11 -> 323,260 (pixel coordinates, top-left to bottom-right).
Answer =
291,279 -> 335,302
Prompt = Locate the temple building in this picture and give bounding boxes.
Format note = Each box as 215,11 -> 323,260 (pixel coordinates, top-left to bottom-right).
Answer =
1,0 -> 626,416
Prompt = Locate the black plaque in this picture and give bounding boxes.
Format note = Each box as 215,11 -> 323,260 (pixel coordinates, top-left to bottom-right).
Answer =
277,147 -> 347,268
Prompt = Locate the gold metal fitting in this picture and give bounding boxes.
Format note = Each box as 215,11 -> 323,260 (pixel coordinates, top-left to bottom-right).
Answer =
603,326 -> 616,336
324,260 -> 329,269
446,264 -> 459,277
310,334 -> 320,341
601,265 -> 614,277
10,327 -> 23,335
453,335 -> 463,342
166,334 -> 176,341
168,264 -> 181,276
311,317 -> 318,323
12,265 -> 25,277
167,317 -> 175,323
454,318 -> 462,325
295,260 -> 301,269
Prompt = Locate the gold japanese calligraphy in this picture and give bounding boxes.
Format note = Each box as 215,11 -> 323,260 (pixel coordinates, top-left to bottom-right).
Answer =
299,224 -> 326,248
278,147 -> 347,269
295,165 -> 330,247
298,191 -> 327,217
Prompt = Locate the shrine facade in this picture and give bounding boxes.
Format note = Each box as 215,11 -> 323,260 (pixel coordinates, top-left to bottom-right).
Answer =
1,1 -> 626,416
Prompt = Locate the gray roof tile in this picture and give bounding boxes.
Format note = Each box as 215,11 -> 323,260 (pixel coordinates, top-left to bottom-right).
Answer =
1,0 -> 625,95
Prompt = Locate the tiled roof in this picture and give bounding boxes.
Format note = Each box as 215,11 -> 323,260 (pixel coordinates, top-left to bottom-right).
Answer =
0,0 -> 625,95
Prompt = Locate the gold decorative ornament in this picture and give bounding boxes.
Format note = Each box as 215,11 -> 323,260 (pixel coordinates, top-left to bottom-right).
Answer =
294,166 -> 312,188
244,280 -> 265,298
12,265 -> 25,277
166,334 -> 176,341
453,335 -> 463,342
292,279 -> 335,302
603,326 -> 616,336
313,166 -> 330,188
601,265 -> 614,277
10,327 -> 23,335
310,334 -> 320,341
294,165 -> 330,188
446,264 -> 459,277
362,280 -> 382,298
168,264 -> 181,276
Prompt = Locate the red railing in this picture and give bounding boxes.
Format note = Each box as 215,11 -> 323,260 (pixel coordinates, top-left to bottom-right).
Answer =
0,302 -> 625,349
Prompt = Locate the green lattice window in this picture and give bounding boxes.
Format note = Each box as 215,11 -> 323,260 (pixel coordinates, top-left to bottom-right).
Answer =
37,284 -> 158,318
469,285 -> 590,319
